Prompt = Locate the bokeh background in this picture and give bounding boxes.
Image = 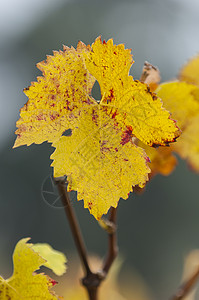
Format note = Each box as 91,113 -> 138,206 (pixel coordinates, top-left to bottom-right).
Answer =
1,0 -> 199,299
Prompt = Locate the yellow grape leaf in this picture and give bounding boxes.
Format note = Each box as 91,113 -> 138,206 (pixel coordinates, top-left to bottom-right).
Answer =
32,243 -> 67,276
156,81 -> 199,129
179,55 -> 199,86
14,37 -> 179,219
173,115 -> 199,172
0,238 -> 62,299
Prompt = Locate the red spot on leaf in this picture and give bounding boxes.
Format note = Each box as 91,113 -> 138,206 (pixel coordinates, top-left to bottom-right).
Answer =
146,156 -> 151,163
49,279 -> 57,286
50,113 -> 60,121
111,111 -> 118,119
88,201 -> 92,210
36,113 -> 46,121
92,109 -> 98,123
106,88 -> 114,104
121,126 -> 133,145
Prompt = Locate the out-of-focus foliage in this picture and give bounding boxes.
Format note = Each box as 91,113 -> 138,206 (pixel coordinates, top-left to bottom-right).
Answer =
179,55 -> 199,87
140,56 -> 199,176
58,257 -> 152,300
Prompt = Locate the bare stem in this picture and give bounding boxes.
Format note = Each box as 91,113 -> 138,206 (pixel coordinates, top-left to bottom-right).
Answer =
170,267 -> 199,300
55,177 -> 91,276
55,178 -> 118,300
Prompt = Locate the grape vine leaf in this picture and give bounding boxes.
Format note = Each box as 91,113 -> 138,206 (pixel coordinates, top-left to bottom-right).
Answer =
0,238 -> 65,299
14,37 -> 179,219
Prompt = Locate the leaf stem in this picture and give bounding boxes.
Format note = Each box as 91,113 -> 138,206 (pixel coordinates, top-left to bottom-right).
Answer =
170,267 -> 199,300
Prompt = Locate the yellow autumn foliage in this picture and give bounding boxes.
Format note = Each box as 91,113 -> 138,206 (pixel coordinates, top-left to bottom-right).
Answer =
139,55 -> 199,176
179,55 -> 199,86
14,37 -> 179,219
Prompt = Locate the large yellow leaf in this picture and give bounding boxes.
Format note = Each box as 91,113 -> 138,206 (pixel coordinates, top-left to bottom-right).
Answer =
0,238 -> 64,299
14,37 -> 179,219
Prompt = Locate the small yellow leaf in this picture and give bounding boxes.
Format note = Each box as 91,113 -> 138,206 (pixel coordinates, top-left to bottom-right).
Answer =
0,238 -> 61,299
173,115 -> 199,172
156,81 -> 199,129
32,243 -> 67,276
179,55 -> 199,86
155,80 -> 199,173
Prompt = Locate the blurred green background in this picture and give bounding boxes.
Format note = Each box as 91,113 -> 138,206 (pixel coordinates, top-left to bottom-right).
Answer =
1,0 -> 199,298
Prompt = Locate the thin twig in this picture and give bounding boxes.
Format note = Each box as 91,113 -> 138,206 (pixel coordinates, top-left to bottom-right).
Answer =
170,267 -> 199,300
55,179 -> 118,300
103,207 -> 118,274
55,177 -> 91,276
